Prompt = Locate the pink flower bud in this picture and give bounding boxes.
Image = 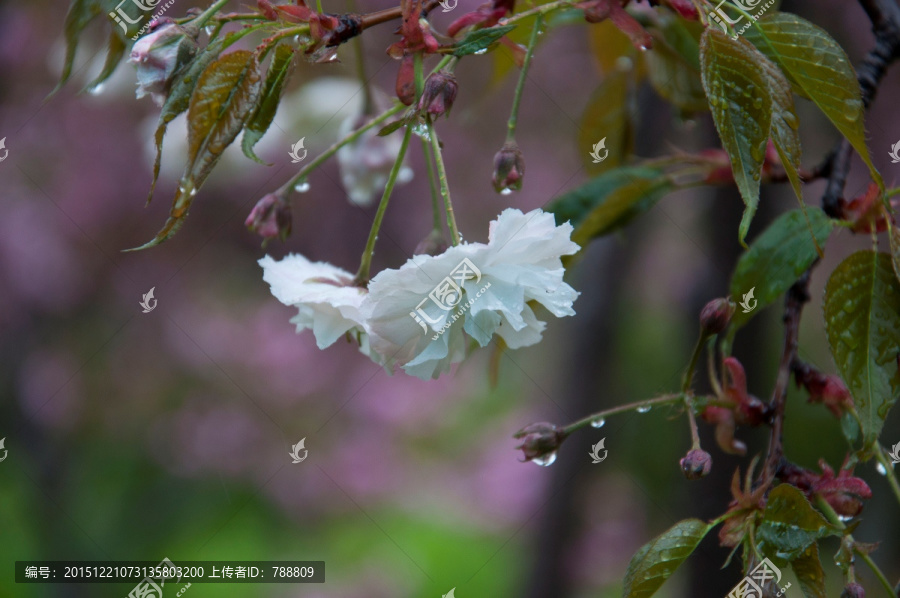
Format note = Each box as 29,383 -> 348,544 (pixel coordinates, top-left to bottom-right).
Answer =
245,193 -> 292,243
492,142 -> 525,194
129,22 -> 197,106
513,422 -> 566,463
699,297 -> 734,335
417,71 -> 459,119
679,448 -> 712,480
841,582 -> 865,598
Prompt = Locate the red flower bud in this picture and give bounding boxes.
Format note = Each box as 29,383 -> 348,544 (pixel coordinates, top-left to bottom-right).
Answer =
700,297 -> 735,335
513,422 -> 566,464
679,449 -> 712,480
417,71 -> 459,119
841,582 -> 865,598
492,142 -> 525,194
245,193 -> 292,243
793,361 -> 853,418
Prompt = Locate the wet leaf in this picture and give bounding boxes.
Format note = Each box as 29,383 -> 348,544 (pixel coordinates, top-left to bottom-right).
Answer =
243,44 -> 296,165
377,117 -> 410,137
452,25 -> 516,57
730,208 -> 832,328
757,484 -> 835,561
85,29 -> 128,93
130,50 -> 263,250
758,54 -> 803,202
622,519 -> 711,598
743,13 -> 882,189
56,0 -> 104,94
645,16 -> 707,112
824,251 -> 900,446
548,166 -> 674,247
791,543 -> 827,598
577,68 -> 634,175
700,30 -> 772,245
147,39 -> 225,204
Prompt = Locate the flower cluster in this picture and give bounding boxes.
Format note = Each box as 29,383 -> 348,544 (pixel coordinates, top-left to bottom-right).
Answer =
260,209 -> 580,379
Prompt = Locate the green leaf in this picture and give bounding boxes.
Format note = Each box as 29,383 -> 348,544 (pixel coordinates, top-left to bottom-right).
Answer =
452,25 -> 516,57
791,543 -> 827,598
757,54 -> 803,201
743,13 -> 882,189
700,30 -> 773,245
130,50 -> 263,250
577,67 -> 634,176
85,29 -> 128,93
377,117 -> 410,137
622,519 -> 710,598
729,207 -> 832,328
55,0 -> 103,94
146,39 -> 225,204
645,16 -> 707,113
242,44 -> 296,165
548,166 -> 674,247
757,484 -> 835,561
824,251 -> 900,446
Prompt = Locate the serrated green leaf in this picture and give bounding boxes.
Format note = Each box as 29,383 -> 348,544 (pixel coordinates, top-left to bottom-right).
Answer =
645,16 -> 707,113
146,39 -> 225,204
792,543 -> 827,598
452,25 -> 516,57
757,485 -> 835,562
130,50 -> 263,250
578,68 -> 634,175
730,208 -> 832,328
548,166 -> 674,247
242,44 -> 296,165
824,251 -> 900,446
743,13 -> 882,189
622,519 -> 710,598
757,53 -> 803,200
700,30 -> 772,245
85,29 -> 128,93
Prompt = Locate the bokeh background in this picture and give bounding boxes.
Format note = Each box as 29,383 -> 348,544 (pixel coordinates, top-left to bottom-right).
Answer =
1,0 -> 898,596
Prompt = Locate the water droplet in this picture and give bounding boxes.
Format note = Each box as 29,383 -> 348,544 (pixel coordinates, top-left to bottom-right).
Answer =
500,187 -> 513,196
498,18 -> 509,25
843,98 -> 862,121
590,418 -> 606,428
412,122 -> 432,142
876,462 -> 887,475
204,26 -> 214,35
294,181 -> 310,193
638,44 -> 649,52
189,187 -> 197,197
636,405 -> 651,414
750,143 -> 766,163
88,83 -> 105,96
838,514 -> 853,523
473,48 -> 488,55
532,452 -> 557,467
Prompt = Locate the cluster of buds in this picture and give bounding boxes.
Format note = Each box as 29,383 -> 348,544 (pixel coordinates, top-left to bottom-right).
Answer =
779,457 -> 872,518
702,357 -> 768,455
258,0 -> 361,61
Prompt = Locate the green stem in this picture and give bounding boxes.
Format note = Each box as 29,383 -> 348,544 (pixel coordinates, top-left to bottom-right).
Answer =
427,120 -> 460,245
192,0 -> 233,29
354,126 -> 414,284
506,13 -> 543,142
279,103 -> 405,196
562,393 -> 686,435
857,551 -> 897,598
422,137 -> 443,232
682,331 -> 709,393
875,445 -> 900,508
414,52 -> 425,100
506,1 -> 574,25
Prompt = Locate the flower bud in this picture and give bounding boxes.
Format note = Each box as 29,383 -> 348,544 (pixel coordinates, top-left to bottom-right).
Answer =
699,297 -> 735,335
679,448 -> 712,480
129,22 -> 198,106
245,193 -> 292,243
513,422 -> 566,463
417,71 -> 458,119
492,142 -> 525,194
841,582 -> 865,598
